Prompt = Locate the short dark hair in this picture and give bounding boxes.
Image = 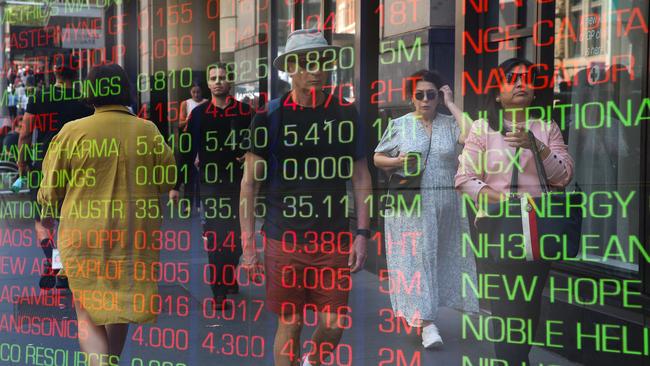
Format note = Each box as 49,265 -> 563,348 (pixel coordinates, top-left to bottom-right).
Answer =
207,62 -> 228,75
190,79 -> 204,89
407,69 -> 445,97
483,57 -> 539,135
53,54 -> 79,81
85,64 -> 133,106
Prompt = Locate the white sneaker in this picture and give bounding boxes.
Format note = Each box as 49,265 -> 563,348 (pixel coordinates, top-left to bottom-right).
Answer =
301,354 -> 314,366
422,323 -> 443,348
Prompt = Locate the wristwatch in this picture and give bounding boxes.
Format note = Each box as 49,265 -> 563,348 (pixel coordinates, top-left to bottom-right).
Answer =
354,229 -> 371,238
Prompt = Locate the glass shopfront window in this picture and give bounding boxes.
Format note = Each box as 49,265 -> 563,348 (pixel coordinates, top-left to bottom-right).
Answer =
378,0 -> 430,38
555,0 -> 648,275
331,0 -> 356,102
4,1 -> 649,365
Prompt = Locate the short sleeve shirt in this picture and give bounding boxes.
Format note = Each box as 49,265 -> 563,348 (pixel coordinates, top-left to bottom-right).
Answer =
177,98 -> 252,192
249,93 -> 367,241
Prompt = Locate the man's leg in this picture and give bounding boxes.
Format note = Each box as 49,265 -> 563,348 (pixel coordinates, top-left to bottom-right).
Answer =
487,261 -> 551,364
307,312 -> 346,366
218,191 -> 242,294
225,213 -> 242,294
274,312 -> 303,366
304,237 -> 352,366
206,237 -> 229,298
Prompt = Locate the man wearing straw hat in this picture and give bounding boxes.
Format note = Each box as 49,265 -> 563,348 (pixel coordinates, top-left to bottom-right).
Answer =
239,29 -> 372,366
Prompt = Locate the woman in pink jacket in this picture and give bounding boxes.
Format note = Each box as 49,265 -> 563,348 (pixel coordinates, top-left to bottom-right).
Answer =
455,58 -> 574,364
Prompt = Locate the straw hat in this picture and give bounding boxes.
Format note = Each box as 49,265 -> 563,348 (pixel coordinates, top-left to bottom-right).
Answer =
273,29 -> 340,72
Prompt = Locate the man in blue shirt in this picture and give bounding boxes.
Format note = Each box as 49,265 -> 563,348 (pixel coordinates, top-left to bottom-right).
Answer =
239,29 -> 372,366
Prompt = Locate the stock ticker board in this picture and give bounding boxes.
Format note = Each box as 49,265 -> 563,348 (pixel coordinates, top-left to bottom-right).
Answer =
0,1 -> 649,366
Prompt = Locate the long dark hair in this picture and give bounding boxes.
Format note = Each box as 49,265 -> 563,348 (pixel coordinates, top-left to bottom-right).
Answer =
483,57 -> 537,135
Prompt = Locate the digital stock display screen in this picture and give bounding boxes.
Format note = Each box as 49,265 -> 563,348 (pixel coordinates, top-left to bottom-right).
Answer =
0,1 -> 648,366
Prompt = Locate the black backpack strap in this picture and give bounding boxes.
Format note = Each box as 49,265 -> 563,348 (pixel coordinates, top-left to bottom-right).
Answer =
509,147 -> 520,195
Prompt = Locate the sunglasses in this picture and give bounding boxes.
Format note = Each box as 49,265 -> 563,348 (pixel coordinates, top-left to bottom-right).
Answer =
414,90 -> 438,101
504,70 -> 537,85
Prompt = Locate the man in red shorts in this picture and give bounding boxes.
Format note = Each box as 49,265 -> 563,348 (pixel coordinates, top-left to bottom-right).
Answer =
239,29 -> 372,366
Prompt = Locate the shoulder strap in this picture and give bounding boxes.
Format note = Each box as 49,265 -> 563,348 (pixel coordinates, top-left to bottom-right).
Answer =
420,132 -> 433,174
528,130 -> 550,193
509,132 -> 551,195
509,147 -> 520,195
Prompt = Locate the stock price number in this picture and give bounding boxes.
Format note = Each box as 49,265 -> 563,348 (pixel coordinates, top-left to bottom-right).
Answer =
135,165 -> 178,186
206,0 -> 269,49
133,261 -> 190,284
202,162 -> 244,185
287,11 -> 336,32
155,2 -> 192,26
137,68 -> 193,93
135,199 -> 162,219
222,58 -> 269,83
201,332 -> 265,358
281,303 -> 352,330
282,156 -> 353,181
281,195 -> 350,219
136,134 -> 179,156
202,298 -> 264,322
141,36 -> 193,59
133,229 -> 191,252
280,338 -> 353,366
281,265 -> 351,291
132,294 -> 190,318
203,263 -> 265,289
131,326 -> 189,351
202,229 -> 239,252
204,127 -> 268,152
282,85 -> 355,109
236,196 -> 268,219
281,48 -> 354,75
281,230 -> 353,255
283,120 -> 354,147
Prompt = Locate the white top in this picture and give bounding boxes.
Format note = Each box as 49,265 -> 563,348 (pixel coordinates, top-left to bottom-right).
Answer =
186,98 -> 207,116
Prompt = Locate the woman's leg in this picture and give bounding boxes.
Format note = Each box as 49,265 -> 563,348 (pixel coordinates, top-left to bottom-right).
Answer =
74,305 -> 109,366
106,324 -> 130,359
483,260 -> 551,364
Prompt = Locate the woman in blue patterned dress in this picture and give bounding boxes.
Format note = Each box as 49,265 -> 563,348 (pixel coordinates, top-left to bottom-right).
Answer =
373,69 -> 477,348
